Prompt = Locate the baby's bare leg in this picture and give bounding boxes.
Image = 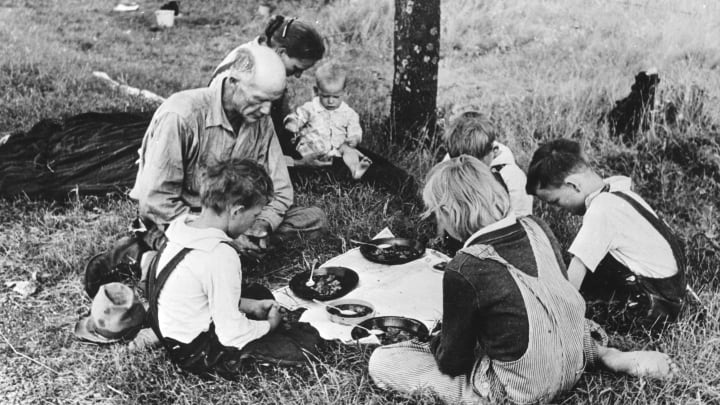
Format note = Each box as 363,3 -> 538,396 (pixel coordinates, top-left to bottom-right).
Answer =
342,146 -> 372,179
597,345 -> 678,379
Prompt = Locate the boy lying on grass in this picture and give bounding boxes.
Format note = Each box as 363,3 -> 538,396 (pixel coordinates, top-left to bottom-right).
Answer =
284,61 -> 372,180
146,158 -> 321,379
526,139 -> 686,331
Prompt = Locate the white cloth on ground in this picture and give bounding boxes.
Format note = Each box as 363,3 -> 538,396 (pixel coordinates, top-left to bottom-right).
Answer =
274,228 -> 447,343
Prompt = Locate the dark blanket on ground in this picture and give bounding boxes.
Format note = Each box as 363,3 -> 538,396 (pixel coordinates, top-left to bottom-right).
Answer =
0,112 -> 417,199
0,112 -> 152,199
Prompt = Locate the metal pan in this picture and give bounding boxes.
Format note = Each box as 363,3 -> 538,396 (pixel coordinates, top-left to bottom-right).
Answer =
288,266 -> 359,301
350,316 -> 430,345
358,237 -> 425,265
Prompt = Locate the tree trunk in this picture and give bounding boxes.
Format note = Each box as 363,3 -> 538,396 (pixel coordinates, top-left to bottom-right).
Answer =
391,0 -> 440,146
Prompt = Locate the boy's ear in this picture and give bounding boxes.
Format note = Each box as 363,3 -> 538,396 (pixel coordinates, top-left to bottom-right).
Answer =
230,204 -> 246,217
564,175 -> 582,193
276,47 -> 288,56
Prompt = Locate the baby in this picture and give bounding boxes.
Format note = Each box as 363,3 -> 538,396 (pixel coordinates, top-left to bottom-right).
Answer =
284,62 -> 371,179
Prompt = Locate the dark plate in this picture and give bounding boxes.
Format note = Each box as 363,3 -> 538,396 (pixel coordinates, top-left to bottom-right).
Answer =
289,266 -> 359,301
358,237 -> 426,265
350,316 -> 430,345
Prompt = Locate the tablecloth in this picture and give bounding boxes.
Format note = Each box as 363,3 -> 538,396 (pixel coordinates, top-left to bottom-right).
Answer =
273,232 -> 449,343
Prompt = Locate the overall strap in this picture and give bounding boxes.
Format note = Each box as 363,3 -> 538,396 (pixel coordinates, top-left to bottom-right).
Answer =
147,246 -> 193,346
609,191 -> 686,278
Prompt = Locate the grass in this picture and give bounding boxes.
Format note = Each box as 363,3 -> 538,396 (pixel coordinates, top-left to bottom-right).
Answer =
1,0 -> 720,403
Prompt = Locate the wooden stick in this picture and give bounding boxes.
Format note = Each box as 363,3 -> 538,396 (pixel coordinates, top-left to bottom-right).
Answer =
92,71 -> 167,105
0,330 -> 60,375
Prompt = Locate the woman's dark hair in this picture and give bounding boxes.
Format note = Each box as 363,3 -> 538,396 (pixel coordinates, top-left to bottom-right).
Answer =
263,15 -> 325,61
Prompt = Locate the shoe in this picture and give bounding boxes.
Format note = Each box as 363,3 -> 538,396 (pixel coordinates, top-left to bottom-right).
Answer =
84,236 -> 146,298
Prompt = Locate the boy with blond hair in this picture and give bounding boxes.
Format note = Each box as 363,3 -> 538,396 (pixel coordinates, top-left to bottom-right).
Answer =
284,61 -> 372,179
526,139 -> 686,330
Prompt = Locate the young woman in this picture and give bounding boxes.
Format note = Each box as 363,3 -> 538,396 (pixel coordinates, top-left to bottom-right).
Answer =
368,156 -> 676,404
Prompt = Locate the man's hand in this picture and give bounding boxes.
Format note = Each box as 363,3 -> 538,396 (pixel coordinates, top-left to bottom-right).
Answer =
295,152 -> 333,168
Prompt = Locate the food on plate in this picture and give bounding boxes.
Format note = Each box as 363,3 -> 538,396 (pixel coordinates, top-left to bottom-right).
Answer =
311,274 -> 342,296
378,326 -> 415,345
371,245 -> 417,262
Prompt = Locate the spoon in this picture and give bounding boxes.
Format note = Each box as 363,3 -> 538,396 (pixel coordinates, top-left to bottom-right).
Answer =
312,299 -> 358,316
350,239 -> 392,249
305,259 -> 319,287
353,323 -> 386,336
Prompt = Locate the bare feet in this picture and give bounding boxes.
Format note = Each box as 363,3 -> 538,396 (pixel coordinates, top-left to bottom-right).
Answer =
352,156 -> 372,180
599,346 -> 678,380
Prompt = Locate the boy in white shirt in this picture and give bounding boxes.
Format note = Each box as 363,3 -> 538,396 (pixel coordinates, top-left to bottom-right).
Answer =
284,61 -> 372,179
526,139 -> 686,331
146,159 -> 319,379
443,111 -> 534,216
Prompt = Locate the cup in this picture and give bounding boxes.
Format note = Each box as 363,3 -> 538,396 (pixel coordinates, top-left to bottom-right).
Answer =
155,10 -> 175,28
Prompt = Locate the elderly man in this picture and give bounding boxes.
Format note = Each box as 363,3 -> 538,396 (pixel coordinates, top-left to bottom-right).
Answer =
85,45 -> 326,297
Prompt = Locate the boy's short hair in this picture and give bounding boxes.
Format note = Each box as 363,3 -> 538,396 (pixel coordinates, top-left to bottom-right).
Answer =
200,159 -> 274,213
526,139 -> 589,194
422,155 -> 510,241
315,61 -> 346,89
443,111 -> 496,160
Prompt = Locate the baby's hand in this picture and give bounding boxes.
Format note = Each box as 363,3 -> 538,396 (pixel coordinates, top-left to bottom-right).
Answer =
285,121 -> 299,133
284,114 -> 300,133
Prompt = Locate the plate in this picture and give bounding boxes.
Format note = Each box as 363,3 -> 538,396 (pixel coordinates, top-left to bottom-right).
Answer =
289,266 -> 359,301
325,299 -> 376,326
358,238 -> 425,265
350,316 -> 430,345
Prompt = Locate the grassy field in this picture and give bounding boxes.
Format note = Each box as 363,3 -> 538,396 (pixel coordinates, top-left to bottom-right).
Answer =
2,0 -> 720,403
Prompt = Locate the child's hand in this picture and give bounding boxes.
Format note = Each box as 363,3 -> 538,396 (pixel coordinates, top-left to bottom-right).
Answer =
240,298 -> 276,320
285,121 -> 299,133
234,220 -> 271,257
267,303 -> 282,331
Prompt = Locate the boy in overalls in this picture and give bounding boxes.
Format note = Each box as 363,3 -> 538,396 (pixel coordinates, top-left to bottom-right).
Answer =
526,139 -> 686,331
147,159 -> 321,379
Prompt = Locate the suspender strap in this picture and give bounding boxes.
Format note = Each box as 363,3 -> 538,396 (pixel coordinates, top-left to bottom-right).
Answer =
147,246 -> 193,347
608,191 -> 686,300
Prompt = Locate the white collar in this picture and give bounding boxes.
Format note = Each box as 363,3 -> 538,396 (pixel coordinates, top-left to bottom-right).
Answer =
462,213 -> 518,248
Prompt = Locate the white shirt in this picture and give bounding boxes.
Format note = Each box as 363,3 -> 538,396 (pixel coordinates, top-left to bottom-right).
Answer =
287,97 -> 362,157
569,176 -> 678,279
156,215 -> 270,347
491,142 -> 533,217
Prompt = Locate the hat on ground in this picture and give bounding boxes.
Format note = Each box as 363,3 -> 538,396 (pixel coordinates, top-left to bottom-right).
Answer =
75,282 -> 146,344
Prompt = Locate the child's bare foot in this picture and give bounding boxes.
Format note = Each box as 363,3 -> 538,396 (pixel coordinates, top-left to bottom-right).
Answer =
352,156 -> 372,180
599,347 -> 678,380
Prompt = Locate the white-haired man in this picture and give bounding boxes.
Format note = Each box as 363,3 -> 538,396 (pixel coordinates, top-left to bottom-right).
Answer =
85,45 -> 326,297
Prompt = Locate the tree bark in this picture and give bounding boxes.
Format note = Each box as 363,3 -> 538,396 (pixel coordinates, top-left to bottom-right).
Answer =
391,0 -> 440,146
